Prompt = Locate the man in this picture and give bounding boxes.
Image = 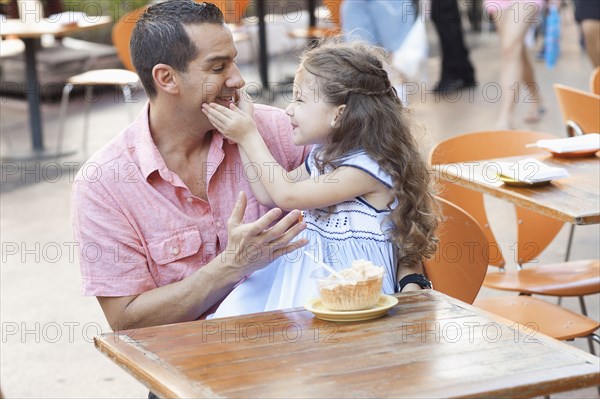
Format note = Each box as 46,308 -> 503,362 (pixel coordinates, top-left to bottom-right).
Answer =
430,0 -> 477,92
71,0 -> 309,330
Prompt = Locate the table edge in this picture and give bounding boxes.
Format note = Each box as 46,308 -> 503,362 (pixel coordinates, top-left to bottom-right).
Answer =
433,163 -> 598,225
94,291 -> 600,398
94,333 -> 217,398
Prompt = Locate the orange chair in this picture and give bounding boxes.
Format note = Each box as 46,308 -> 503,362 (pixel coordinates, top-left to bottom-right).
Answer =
590,67 -> 600,95
423,198 -> 488,304
426,198 -> 599,352
56,5 -> 147,157
553,84 -> 600,307
288,0 -> 342,42
554,84 -> 600,137
429,130 -> 600,317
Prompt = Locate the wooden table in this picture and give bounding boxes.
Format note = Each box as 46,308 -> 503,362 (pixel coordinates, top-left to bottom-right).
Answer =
0,15 -> 112,159
434,154 -> 600,225
95,290 -> 600,398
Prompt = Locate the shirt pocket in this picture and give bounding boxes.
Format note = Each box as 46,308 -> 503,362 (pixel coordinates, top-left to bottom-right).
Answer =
146,226 -> 202,266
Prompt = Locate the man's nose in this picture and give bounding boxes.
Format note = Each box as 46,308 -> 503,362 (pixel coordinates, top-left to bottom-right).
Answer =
227,64 -> 245,88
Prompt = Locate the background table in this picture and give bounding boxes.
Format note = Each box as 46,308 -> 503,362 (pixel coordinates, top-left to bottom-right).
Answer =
434,154 -> 600,225
255,0 -> 316,90
95,290 -> 599,398
0,16 -> 112,159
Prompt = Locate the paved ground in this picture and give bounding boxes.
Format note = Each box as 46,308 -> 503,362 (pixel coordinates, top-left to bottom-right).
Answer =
1,6 -> 598,398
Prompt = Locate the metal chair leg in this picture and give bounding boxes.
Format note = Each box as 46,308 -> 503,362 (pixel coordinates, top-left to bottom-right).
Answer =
589,333 -> 599,356
557,297 -> 588,316
564,224 -> 575,262
56,83 -> 73,154
122,84 -> 135,122
578,296 -> 588,317
82,86 -> 93,158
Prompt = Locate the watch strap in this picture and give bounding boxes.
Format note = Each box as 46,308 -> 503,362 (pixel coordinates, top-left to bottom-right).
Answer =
397,273 -> 432,292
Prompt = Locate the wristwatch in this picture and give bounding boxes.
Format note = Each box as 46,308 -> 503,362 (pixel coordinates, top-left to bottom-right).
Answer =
397,273 -> 432,292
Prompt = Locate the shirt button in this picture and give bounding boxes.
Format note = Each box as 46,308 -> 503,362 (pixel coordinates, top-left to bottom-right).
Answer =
187,197 -> 193,203
172,247 -> 179,255
215,220 -> 222,228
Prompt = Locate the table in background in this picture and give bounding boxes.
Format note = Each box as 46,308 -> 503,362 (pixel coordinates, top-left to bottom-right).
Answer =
255,0 -> 316,90
0,16 -> 112,160
95,290 -> 600,398
434,154 -> 600,225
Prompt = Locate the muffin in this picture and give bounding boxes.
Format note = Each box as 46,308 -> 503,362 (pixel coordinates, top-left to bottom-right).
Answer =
315,260 -> 384,311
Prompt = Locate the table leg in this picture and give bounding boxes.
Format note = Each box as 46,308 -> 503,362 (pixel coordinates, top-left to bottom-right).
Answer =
254,0 -> 316,92
1,39 -> 75,161
308,0 -> 316,26
256,0 -> 268,90
23,38 -> 43,151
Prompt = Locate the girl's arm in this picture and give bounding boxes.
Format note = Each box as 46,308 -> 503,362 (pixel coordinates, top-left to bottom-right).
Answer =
203,102 -> 383,211
205,98 -> 307,207
238,146 -> 277,207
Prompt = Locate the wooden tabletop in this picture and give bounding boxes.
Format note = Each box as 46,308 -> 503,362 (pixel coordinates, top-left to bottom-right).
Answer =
95,290 -> 600,398
0,16 -> 112,38
434,154 -> 599,225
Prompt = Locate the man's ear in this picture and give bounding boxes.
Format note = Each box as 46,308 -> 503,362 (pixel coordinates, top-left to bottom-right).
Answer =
152,63 -> 179,95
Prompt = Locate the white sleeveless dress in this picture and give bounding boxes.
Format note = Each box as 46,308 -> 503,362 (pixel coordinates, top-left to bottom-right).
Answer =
213,146 -> 397,318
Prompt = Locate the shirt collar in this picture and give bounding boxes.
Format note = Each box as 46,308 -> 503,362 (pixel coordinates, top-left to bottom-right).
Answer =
135,102 -> 170,181
135,102 -> 226,182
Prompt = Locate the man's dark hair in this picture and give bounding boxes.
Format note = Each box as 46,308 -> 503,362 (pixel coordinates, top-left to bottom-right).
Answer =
130,0 -> 224,98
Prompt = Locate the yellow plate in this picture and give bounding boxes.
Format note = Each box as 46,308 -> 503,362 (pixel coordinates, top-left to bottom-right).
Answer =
304,295 -> 398,322
497,174 -> 551,188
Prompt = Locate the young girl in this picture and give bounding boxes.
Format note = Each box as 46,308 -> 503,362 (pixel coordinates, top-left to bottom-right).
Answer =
203,40 -> 438,317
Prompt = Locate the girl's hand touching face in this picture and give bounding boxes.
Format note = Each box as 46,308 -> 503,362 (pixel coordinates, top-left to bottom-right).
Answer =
202,94 -> 257,145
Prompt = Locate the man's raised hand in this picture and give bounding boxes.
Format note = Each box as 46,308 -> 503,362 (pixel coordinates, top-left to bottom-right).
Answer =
222,192 -> 308,278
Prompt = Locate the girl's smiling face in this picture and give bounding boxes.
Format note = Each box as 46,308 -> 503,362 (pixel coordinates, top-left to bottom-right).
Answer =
285,68 -> 343,146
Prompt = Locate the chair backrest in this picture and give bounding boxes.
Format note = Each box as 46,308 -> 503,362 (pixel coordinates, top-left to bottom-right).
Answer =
111,5 -> 150,72
428,130 -> 565,267
590,67 -> 600,95
423,198 -> 489,304
322,0 -> 342,27
554,83 -> 600,136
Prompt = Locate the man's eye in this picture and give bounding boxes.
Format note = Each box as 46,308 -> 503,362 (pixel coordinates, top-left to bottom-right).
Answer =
212,65 -> 225,72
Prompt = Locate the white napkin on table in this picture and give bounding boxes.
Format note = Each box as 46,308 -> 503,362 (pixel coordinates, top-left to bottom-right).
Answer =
528,133 -> 600,153
495,158 -> 569,184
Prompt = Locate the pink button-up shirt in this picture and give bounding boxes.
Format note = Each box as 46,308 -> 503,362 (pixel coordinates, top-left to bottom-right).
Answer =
72,102 -> 308,297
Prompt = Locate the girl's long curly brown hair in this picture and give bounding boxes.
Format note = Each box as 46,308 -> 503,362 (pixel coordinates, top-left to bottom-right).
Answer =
301,40 -> 439,273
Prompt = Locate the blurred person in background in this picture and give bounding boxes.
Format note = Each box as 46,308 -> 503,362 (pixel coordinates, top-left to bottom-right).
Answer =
486,0 -> 546,129
341,0 -> 418,103
430,0 -> 477,92
573,0 -> 599,67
